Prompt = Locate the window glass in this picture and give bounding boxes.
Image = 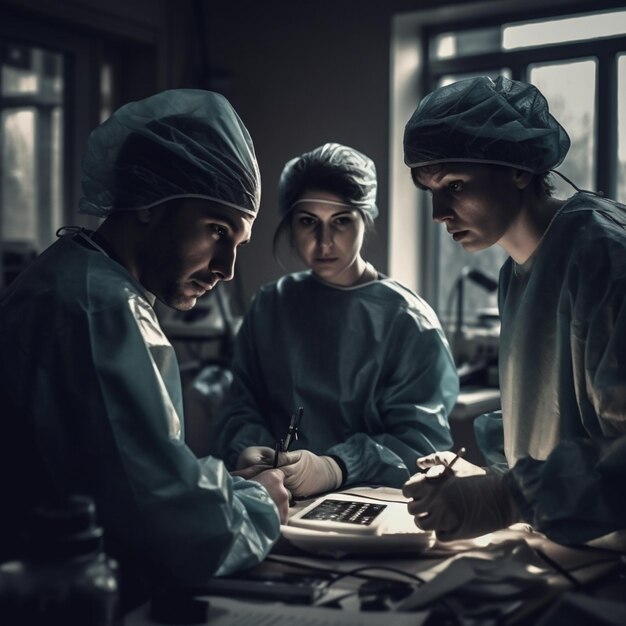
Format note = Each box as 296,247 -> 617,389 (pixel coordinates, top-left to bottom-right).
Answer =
1,108 -> 36,240
0,43 -> 64,260
100,62 -> 113,122
503,10 -> 626,49
529,60 -> 596,197
431,27 -> 500,59
1,45 -> 39,94
618,54 -> 626,203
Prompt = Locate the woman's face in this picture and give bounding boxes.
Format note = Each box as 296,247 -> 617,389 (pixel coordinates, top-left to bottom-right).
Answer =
414,163 -> 527,253
290,189 -> 366,286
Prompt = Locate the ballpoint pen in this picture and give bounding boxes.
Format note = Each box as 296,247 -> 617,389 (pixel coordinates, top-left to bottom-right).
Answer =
273,407 -> 304,468
425,446 -> 466,481
444,446 -> 466,473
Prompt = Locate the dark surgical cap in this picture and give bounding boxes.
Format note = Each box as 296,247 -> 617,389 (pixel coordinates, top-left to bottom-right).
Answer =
278,143 -> 378,219
79,89 -> 260,217
403,76 -> 570,174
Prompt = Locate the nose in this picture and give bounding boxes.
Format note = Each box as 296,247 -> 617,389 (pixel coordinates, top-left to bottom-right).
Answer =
316,223 -> 333,248
210,244 -> 236,282
431,192 -> 454,224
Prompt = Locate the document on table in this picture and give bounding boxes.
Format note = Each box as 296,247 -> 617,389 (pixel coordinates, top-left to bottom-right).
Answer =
126,596 -> 429,626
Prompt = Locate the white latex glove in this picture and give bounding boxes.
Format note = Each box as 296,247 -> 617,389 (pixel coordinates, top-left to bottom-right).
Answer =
402,473 -> 519,541
235,446 -> 276,471
278,450 -> 342,498
416,451 -> 486,477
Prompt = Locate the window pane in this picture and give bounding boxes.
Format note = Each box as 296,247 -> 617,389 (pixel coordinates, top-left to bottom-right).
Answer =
1,109 -> 37,240
431,27 -> 500,59
0,43 -> 65,258
618,55 -> 626,203
529,60 -> 596,198
504,10 -> 626,50
1,44 -> 38,94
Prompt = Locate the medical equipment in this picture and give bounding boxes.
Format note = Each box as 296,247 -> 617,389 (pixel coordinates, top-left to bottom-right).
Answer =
289,492 -> 417,536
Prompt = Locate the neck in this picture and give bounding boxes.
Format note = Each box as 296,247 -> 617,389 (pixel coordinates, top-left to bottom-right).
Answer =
95,213 -> 142,281
500,195 -> 563,264
354,260 -> 376,285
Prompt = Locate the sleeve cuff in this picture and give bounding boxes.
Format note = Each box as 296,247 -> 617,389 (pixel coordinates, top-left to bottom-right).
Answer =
328,454 -> 348,487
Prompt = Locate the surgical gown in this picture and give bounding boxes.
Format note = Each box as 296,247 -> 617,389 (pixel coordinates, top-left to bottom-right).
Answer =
0,233 -> 280,593
476,192 -> 626,546
211,272 -> 458,487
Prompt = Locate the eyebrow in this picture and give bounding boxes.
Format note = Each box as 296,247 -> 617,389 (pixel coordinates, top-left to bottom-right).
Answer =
294,209 -> 355,218
202,206 -> 253,230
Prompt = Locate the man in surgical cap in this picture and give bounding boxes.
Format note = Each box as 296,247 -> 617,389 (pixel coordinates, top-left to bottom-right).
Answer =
402,76 -> 626,549
0,89 -> 289,606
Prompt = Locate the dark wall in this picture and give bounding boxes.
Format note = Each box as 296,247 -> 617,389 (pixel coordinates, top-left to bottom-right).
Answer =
199,0 -> 453,303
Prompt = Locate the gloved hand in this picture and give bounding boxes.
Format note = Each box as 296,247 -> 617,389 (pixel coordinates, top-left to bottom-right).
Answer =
416,451 -> 486,477
278,450 -> 343,498
235,446 -> 276,471
402,472 -> 520,541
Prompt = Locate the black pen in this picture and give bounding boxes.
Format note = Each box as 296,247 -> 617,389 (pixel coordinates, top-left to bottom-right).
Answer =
443,447 -> 466,473
272,439 -> 283,469
272,406 -> 304,469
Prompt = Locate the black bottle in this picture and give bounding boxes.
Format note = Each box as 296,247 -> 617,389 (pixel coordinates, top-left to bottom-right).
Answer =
0,494 -> 119,625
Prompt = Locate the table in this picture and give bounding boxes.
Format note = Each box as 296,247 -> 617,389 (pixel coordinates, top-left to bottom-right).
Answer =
126,487 -> 626,626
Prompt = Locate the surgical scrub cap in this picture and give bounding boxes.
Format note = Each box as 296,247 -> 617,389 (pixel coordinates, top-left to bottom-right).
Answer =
79,89 -> 260,217
278,143 -> 378,219
403,76 -> 570,173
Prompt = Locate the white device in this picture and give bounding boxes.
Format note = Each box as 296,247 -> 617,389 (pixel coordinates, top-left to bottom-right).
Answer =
288,492 -> 416,535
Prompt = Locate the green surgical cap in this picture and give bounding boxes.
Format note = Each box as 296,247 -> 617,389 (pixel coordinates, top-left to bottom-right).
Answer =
79,89 -> 260,217
404,76 -> 570,174
278,143 -> 378,219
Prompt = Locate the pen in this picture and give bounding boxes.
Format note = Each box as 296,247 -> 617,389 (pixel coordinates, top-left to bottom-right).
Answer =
443,447 -> 466,473
283,406 -> 303,451
273,439 -> 283,469
272,407 -> 304,469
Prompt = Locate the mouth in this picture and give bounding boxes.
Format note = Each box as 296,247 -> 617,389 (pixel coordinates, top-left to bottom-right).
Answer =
314,258 -> 338,264
450,230 -> 469,242
188,279 -> 217,296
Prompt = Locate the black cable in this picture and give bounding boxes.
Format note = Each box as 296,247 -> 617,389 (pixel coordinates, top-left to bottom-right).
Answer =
324,565 -> 426,589
338,490 -> 409,503
265,555 -> 425,587
533,548 -> 586,591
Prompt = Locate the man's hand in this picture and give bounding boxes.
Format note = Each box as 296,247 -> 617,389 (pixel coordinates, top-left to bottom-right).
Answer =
278,450 -> 342,498
416,451 -> 486,477
402,473 -> 519,541
235,446 -> 276,471
249,469 -> 291,524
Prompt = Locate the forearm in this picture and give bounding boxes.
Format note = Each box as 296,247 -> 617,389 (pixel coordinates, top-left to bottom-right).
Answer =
326,433 -> 413,487
507,436 -> 626,545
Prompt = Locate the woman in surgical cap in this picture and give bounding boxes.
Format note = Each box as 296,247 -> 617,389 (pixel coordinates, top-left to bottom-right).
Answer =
401,75 -> 626,550
211,142 -> 459,498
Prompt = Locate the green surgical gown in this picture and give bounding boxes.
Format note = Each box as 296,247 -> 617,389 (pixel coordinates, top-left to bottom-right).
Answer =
212,272 -> 458,486
0,233 -> 280,591
475,193 -> 626,547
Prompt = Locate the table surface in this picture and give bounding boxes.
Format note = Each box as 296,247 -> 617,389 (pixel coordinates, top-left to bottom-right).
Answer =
126,487 -> 626,626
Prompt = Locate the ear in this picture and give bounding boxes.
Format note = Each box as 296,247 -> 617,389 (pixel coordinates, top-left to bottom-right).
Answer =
511,169 -> 533,190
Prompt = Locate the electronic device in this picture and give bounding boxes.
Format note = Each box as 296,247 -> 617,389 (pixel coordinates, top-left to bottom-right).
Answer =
200,573 -> 327,603
288,492 -> 417,535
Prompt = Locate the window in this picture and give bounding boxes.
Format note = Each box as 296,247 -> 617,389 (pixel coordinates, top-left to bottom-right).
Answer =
0,42 -> 65,281
398,3 -> 626,338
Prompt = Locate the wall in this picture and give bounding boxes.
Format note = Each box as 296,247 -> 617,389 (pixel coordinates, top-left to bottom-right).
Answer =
201,0 -> 468,303
0,0 -> 478,302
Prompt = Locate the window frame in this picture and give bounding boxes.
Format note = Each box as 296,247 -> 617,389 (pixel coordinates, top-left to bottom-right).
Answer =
391,0 -> 626,318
